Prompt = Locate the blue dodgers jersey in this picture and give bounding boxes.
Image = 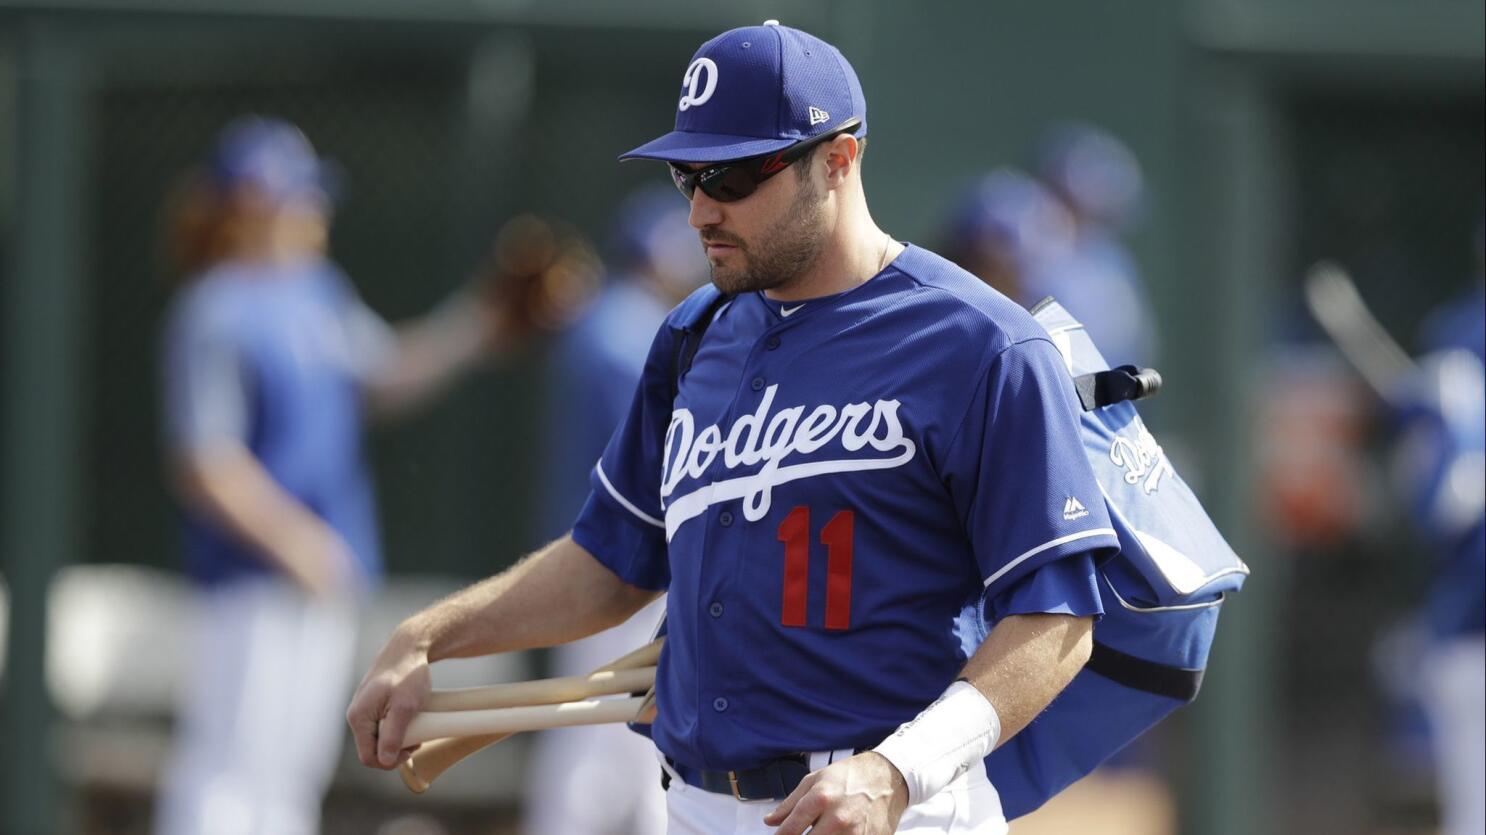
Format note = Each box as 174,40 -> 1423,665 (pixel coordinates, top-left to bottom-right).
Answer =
161,257 -> 384,586
572,245 -> 1118,769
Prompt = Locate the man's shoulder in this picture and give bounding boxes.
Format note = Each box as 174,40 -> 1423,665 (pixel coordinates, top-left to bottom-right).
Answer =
888,245 -> 1052,353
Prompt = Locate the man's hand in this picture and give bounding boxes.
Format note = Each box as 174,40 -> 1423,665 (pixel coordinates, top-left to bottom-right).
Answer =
763,752 -> 910,835
278,521 -> 357,599
346,626 -> 434,769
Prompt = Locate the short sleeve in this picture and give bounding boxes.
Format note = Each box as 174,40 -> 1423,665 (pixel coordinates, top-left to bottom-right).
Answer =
985,551 -> 1102,622
161,295 -> 250,454
323,269 -> 399,381
341,298 -> 399,379
943,338 -> 1118,602
569,324 -> 677,591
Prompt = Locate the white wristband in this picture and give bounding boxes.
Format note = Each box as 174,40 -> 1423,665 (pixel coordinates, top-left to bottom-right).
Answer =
872,679 -> 1001,806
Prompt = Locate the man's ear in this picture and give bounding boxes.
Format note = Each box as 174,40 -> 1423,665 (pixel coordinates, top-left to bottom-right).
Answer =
821,134 -> 860,188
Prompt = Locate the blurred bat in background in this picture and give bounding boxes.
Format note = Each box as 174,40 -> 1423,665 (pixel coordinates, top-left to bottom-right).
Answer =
1303,260 -> 1420,405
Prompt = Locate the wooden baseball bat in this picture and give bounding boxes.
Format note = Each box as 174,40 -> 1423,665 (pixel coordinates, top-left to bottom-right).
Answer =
424,666 -> 655,712
399,636 -> 663,793
404,696 -> 651,746
1303,260 -> 1418,405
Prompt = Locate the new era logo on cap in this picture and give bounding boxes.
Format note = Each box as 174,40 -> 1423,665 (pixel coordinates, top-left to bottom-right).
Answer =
620,20 -> 868,164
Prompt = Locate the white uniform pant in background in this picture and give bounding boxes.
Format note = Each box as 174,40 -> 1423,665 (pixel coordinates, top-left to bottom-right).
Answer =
154,577 -> 358,835
661,753 -> 1009,835
523,597 -> 667,835
1422,635 -> 1486,835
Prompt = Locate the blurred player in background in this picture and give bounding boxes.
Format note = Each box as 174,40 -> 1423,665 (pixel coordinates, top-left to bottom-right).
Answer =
1393,217 -> 1485,835
940,168 -> 1074,304
155,116 -> 514,835
941,168 -> 1176,835
522,185 -> 708,835
1027,122 -> 1160,368
941,123 -> 1161,375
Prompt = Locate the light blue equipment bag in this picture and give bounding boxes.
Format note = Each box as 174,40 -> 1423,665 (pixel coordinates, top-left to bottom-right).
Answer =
978,298 -> 1250,819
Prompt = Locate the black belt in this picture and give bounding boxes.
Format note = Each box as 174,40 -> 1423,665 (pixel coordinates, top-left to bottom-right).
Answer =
659,753 -> 813,802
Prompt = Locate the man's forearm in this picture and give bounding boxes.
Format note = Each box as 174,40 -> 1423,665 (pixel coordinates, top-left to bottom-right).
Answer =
365,297 -> 490,419
173,445 -> 345,588
400,534 -> 661,662
869,611 -> 1092,807
961,612 -> 1094,747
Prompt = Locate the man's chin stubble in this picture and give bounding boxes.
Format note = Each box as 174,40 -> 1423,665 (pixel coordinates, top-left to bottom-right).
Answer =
709,258 -> 787,295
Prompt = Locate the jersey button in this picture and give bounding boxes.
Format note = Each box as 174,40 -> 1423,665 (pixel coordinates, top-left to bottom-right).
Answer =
709,601 -> 724,618
765,335 -> 781,350
719,511 -> 734,526
713,697 -> 729,712
750,376 -> 765,391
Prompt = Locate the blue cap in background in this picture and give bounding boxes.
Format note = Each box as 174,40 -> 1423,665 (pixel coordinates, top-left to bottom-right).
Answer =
1032,122 -> 1143,228
208,116 -> 341,205
609,184 -> 696,269
620,20 -> 867,164
947,169 -> 1074,265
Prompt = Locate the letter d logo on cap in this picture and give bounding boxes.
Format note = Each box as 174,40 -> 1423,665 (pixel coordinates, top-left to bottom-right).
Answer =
678,58 -> 718,111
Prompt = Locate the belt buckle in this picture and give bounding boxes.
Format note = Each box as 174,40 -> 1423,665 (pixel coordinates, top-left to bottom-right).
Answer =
727,770 -> 743,800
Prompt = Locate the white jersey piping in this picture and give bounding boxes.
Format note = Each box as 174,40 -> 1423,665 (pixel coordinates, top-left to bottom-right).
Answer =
982,528 -> 1117,588
595,460 -> 665,529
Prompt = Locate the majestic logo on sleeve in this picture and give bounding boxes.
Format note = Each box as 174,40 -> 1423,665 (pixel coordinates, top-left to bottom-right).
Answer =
660,385 -> 916,540
1062,496 -> 1090,521
678,58 -> 719,111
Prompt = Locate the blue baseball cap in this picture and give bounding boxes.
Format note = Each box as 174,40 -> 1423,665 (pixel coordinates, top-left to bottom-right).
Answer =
609,184 -> 695,268
948,169 -> 1074,264
1032,122 -> 1143,227
207,115 -> 341,205
620,20 -> 867,164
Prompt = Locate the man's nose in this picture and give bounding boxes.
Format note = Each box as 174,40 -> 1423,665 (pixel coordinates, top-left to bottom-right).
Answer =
688,190 -> 723,229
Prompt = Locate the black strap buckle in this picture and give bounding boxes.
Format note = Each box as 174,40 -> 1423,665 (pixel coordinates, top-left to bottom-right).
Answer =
1072,365 -> 1163,412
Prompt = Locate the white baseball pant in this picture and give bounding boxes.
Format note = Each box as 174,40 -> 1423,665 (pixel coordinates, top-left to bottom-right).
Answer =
154,576 -> 357,835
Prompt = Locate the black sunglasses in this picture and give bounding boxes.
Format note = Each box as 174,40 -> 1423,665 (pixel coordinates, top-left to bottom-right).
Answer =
669,119 -> 862,204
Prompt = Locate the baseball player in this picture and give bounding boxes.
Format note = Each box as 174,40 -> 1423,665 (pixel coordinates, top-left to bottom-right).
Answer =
156,116 -> 509,835
349,21 -> 1116,835
522,185 -> 707,835
1398,232 -> 1485,835
941,168 -> 1076,304
1025,123 -> 1159,368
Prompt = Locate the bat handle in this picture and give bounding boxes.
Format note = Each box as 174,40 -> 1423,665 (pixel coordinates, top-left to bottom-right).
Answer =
398,636 -> 663,793
399,733 -> 512,793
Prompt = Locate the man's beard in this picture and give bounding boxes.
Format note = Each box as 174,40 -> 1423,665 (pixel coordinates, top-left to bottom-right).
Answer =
705,177 -> 827,295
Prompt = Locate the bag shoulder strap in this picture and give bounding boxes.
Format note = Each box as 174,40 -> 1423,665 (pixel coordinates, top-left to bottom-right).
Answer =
668,287 -> 733,401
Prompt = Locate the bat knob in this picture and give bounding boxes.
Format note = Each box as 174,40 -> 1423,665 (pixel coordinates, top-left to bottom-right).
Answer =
399,760 -> 431,794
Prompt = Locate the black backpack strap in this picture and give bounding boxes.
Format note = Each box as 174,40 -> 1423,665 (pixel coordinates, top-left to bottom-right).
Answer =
1086,641 -> 1204,702
669,290 -> 734,401
1072,365 -> 1163,412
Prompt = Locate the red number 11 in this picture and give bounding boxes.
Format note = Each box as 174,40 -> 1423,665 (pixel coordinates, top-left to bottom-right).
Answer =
777,506 -> 855,631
